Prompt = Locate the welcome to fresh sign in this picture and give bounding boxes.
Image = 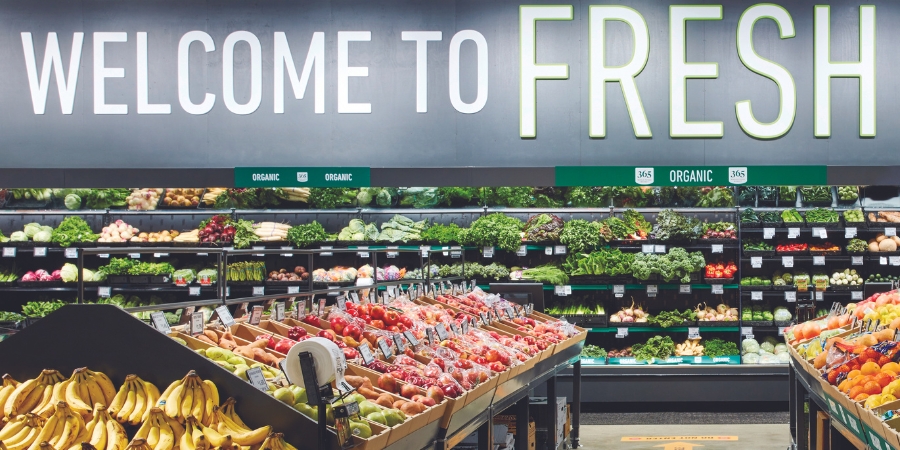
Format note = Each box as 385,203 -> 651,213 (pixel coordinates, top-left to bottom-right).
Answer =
0,0 -> 891,169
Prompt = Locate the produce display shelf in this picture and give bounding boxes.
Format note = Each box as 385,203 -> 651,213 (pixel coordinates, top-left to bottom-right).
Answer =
480,284 -> 740,292
587,326 -> 740,333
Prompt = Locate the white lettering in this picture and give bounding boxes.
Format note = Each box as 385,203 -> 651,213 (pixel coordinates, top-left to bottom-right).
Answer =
94,32 -> 128,115
178,31 -> 215,115
520,5 -> 573,137
449,30 -> 488,114
223,31 -> 262,115
402,31 -> 442,113
338,31 -> 371,114
21,32 -> 84,115
670,6 -> 723,137
274,32 -> 324,114
252,173 -> 280,182
137,32 -> 171,114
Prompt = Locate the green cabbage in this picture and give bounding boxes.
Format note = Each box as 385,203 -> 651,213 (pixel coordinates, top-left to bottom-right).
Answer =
64,194 -> 82,210
60,263 -> 79,282
9,231 -> 27,242
23,223 -> 42,238
32,230 -> 51,242
773,307 -> 792,321
742,338 -> 760,354
760,341 -> 775,354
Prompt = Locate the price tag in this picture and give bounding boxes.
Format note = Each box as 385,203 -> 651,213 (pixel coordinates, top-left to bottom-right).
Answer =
387,252 -> 398,259
350,292 -> 359,304
741,327 -> 754,339
679,285 -> 691,294
852,290 -> 864,300
150,312 -> 171,334
480,246 -> 493,258
225,287 -> 230,297
890,256 -> 900,267
852,256 -> 864,266
252,286 -> 264,296
654,245 -> 666,254
450,247 -> 461,259
393,334 -> 407,353
154,253 -> 169,258
129,253 -> 140,259
197,253 -> 209,256
506,307 -> 516,320
763,228 -> 775,239
782,256 -> 794,268
98,254 -> 109,258
317,299 -> 326,316
544,246 -> 553,255
555,245 -> 566,255
421,246 -> 430,258
525,303 -> 534,315
751,291 -> 763,301
815,291 -> 824,301
425,327 -> 436,345
246,367 -> 268,391
813,256 -> 825,266
812,227 -> 825,239
785,291 -> 797,302
778,327 -> 785,336
461,320 -> 469,335
274,302 -> 285,321
554,285 -> 568,296
711,284 -> 723,294
359,345 -> 375,365
403,330 -> 419,347
296,300 -> 306,315
191,311 -> 204,335
33,247 -> 47,257
249,306 -> 263,325
615,327 -> 628,338
435,323 -> 449,341
286,286 -> 300,294
613,285 -> 625,298
97,286 -> 111,298
711,244 -> 723,254
641,244 -> 653,253
281,246 -> 293,257
479,312 -> 490,325
788,228 -> 800,239
688,327 -> 700,339
377,338 -> 394,358
1,248 -> 14,258
357,247 -> 369,258
882,256 -> 888,265
215,306 -> 235,326
751,256 -> 762,268
647,285 -> 658,297
887,227 -> 897,237
845,227 -> 857,238
449,322 -> 460,336
517,245 -> 527,256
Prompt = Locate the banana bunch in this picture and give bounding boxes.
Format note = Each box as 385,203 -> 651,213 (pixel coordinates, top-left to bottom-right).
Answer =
0,375 -> 20,419
133,408 -> 184,450
4,370 -> 65,420
252,223 -> 289,242
107,375 -> 160,426
258,433 -> 299,450
64,369 -> 117,418
80,404 -> 128,450
275,188 -> 309,203
211,400 -> 270,446
27,401 -> 84,450
157,372 -> 218,425
202,189 -> 227,206
0,413 -> 45,450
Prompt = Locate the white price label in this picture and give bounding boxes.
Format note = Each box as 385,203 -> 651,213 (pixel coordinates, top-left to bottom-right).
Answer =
778,327 -> 785,336
751,256 -> 762,268
564,285 -> 572,295
555,245 -> 566,255
852,256 -> 864,265
150,312 -> 171,334
197,253 -> 209,256
845,227 -> 857,238
1,248 -> 14,257
386,251 -> 399,258
812,227 -> 826,239
350,292 -> 360,304
154,253 -> 169,258
129,253 -> 140,259
483,247 -> 493,258
98,254 -> 109,258
545,246 -> 553,255
246,367 -> 268,391
191,311 -> 204,335
189,286 -> 201,296
785,291 -> 797,302
788,228 -> 800,238
782,256 -> 794,268
252,286 -> 265,296
421,246 -> 429,257
275,302 -> 285,320
97,286 -> 111,298
517,245 -> 527,256
215,306 -> 235,326
711,284 -> 723,294
613,285 -> 625,298
741,327 -> 754,338
688,327 -> 701,339
891,256 -> 900,267
62,247 -> 75,258
357,247 -> 369,258
881,257 -> 888,265
647,285 -> 658,297
554,285 -> 568,297
751,291 -> 763,301
616,328 -> 628,338
33,247 -> 47,257
852,290 -> 864,300
654,245 -> 666,254
249,306 -> 263,325
763,228 -> 775,239
711,244 -> 723,254
679,285 -> 691,294
320,246 -> 333,257
813,256 -> 825,266
641,244 -> 653,253
281,246 -> 293,257
815,291 -> 824,301
451,246 -> 461,259
287,286 -> 300,294
887,228 -> 897,237
226,287 -> 230,297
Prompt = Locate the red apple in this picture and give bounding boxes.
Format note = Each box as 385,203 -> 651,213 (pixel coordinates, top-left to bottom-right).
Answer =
317,329 -> 336,341
399,316 -> 413,329
287,326 -> 307,341
371,305 -> 386,320
384,311 -> 400,326
303,314 -> 321,327
426,385 -> 445,403
330,316 -> 349,334
255,334 -> 277,350
274,338 -> 296,354
485,349 -> 500,363
411,394 -> 425,403
370,320 -> 385,330
417,396 -> 437,407
400,383 -> 419,399
377,374 -> 398,393
343,324 -> 362,341
342,347 -> 359,360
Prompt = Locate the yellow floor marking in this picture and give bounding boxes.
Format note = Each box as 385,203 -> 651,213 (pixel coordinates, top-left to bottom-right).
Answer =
621,436 -> 739,441
652,443 -> 704,450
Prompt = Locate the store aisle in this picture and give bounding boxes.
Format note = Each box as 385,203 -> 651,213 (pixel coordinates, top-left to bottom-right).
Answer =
577,424 -> 791,449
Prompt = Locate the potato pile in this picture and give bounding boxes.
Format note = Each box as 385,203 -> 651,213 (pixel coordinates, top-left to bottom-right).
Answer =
164,188 -> 203,207
869,233 -> 900,252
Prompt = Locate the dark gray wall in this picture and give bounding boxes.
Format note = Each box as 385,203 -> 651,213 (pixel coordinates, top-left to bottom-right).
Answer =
0,0 -> 892,169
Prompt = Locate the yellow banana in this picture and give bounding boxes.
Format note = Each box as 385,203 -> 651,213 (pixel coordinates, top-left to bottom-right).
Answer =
162,385 -> 183,421
28,385 -> 55,418
107,379 -> 130,417
0,376 -> 21,417
219,400 -> 246,431
36,379 -> 69,419
189,418 -> 204,448
156,381 -> 181,409
28,407 -> 61,450
153,414 -> 174,450
104,420 -> 127,450
17,382 -> 46,416
84,372 -> 115,406
87,406 -> 109,450
84,380 -> 105,409
115,385 -> 135,425
133,417 -> 151,442
189,386 -> 204,422
141,383 -> 159,425
49,412 -> 74,448
200,382 -> 217,426
164,416 -> 183,444
64,373 -> 92,416
5,378 -> 38,418
179,384 -> 193,422
146,425 -> 159,448
197,422 -> 229,447
3,427 -> 39,450
2,426 -> 36,450
179,421 -> 195,450
214,412 -> 268,447
0,416 -> 28,440
126,382 -> 146,426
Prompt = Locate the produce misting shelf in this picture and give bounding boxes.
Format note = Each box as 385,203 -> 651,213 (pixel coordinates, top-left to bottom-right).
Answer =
587,326 -> 740,333
478,284 -> 739,292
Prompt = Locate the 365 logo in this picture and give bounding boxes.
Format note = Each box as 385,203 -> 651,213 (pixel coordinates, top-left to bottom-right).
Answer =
728,167 -> 748,185
635,168 -> 654,185
296,172 -> 308,183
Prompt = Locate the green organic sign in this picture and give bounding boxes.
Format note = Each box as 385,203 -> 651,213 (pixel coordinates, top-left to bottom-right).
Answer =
863,422 -> 897,450
235,167 -> 370,187
555,166 -> 827,187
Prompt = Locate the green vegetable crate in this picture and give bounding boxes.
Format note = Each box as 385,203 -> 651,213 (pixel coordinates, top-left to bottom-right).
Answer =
550,314 -> 606,328
608,355 -> 740,365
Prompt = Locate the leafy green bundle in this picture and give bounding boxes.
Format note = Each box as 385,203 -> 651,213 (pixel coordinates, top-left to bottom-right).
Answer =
559,220 -> 602,253
287,221 -> 328,247
459,213 -> 523,251
632,335 -> 675,362
51,217 -> 98,247
703,339 -> 739,358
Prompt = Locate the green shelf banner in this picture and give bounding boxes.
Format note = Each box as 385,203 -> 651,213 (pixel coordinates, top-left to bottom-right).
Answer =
555,166 -> 827,187
235,167 -> 370,187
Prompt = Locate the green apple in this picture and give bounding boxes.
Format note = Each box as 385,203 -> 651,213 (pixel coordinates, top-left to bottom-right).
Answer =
349,421 -> 372,439
289,386 -> 307,404
272,387 -> 295,405
365,411 -> 387,425
350,393 -> 366,405
358,401 -> 379,417
382,409 -> 403,427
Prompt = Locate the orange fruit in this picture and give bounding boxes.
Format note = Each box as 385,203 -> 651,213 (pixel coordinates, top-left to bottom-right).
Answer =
848,370 -> 862,379
876,373 -> 894,388
865,381 -> 883,395
849,386 -> 865,399
862,361 -> 881,375
883,363 -> 900,373
838,380 -> 851,392
855,393 -> 870,401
